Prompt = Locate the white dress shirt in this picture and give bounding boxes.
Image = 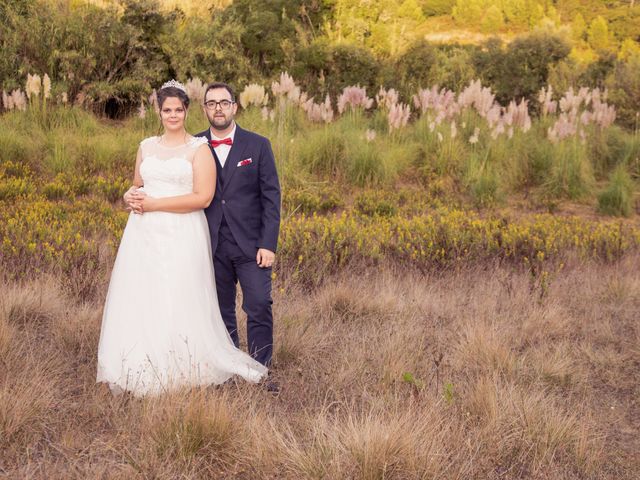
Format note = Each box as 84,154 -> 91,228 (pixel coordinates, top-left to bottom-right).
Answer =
210,124 -> 236,168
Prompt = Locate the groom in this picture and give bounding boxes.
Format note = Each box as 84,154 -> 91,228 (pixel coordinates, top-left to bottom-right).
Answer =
197,82 -> 281,370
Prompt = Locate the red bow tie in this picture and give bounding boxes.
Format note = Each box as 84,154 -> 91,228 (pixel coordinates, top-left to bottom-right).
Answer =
209,138 -> 233,148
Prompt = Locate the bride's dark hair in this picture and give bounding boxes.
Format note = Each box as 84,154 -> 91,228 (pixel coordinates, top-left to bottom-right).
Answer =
157,86 -> 190,110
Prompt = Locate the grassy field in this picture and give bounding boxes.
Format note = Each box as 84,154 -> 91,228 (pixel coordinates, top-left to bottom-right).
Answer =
1,83 -> 639,477
1,258 -> 639,478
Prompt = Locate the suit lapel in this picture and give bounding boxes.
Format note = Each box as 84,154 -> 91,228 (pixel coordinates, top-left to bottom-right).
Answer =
222,125 -> 249,187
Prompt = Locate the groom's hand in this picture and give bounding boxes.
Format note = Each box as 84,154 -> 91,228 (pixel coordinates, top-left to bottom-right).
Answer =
256,248 -> 275,268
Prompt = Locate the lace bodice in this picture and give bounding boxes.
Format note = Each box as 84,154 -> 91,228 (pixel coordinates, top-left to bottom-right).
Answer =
139,136 -> 208,197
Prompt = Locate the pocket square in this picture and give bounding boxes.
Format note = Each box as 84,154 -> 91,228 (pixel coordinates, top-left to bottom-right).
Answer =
237,158 -> 253,167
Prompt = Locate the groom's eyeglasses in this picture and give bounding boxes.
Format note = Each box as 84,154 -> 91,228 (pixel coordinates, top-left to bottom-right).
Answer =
204,100 -> 235,111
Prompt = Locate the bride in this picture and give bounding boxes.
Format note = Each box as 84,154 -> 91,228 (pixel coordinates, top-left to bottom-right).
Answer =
96,81 -> 267,396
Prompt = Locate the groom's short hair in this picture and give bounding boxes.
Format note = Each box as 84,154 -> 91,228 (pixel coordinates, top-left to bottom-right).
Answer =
204,82 -> 236,102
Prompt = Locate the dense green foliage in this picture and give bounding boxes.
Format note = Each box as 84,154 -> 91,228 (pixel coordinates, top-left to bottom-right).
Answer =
1,0 -> 640,128
474,33 -> 571,107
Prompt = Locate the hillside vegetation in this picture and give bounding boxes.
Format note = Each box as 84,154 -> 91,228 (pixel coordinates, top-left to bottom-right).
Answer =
2,0 -> 639,126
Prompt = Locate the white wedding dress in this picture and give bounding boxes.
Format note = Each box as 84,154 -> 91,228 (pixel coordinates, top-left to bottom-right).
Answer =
97,136 -> 267,396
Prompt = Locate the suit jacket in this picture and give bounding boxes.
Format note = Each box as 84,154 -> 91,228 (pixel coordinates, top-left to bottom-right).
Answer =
196,125 -> 281,259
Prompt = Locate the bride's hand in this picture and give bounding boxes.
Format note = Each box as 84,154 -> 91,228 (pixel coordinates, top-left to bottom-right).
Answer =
123,186 -> 139,211
125,187 -> 146,214
131,191 -> 158,213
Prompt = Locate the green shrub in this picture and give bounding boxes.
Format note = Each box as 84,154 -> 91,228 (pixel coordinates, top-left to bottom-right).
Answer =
606,55 -> 640,130
292,41 -> 331,98
346,137 -> 385,187
524,134 -> 554,186
323,43 -> 380,98
297,126 -> 347,178
96,176 -> 130,204
44,138 -> 75,175
548,58 -> 587,96
598,166 -> 634,217
452,0 -> 484,25
482,5 -> 505,33
0,178 -> 34,201
392,40 -> 437,97
40,173 -> 93,200
165,16 -> 253,88
590,126 -> 636,180
587,16 -> 612,52
42,180 -> 73,201
544,142 -> 595,200
227,0 -> 299,74
581,52 -> 616,89
428,46 -> 478,92
474,33 -> 570,107
422,0 -> 455,16
47,107 -> 102,135
294,41 -> 381,99
413,120 -> 467,178
78,134 -> 139,176
283,187 -> 343,215
1,0 -> 170,114
0,161 -> 32,179
354,191 -> 397,217
624,135 -> 640,181
465,154 -> 501,208
0,128 -> 43,169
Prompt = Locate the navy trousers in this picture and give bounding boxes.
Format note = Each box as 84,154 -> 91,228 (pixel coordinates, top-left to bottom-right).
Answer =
214,233 -> 274,367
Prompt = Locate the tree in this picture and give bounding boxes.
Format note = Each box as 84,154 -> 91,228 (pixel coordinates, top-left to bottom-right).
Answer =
419,0 -> 455,16
581,52 -> 616,89
482,5 -> 505,33
606,55 -> 640,129
226,0 -> 328,75
294,41 -> 380,98
452,0 -> 485,25
474,33 -> 570,106
429,45 -> 477,91
587,16 -> 612,52
392,40 -> 437,96
619,39 -> 640,62
327,0 -> 425,57
325,43 -> 379,97
571,13 -> 587,42
164,16 -> 253,88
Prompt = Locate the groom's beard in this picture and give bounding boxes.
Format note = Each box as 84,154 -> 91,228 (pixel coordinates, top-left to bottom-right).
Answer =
208,113 -> 234,131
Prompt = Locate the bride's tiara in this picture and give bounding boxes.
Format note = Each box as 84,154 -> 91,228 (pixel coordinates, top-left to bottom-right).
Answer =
160,79 -> 187,93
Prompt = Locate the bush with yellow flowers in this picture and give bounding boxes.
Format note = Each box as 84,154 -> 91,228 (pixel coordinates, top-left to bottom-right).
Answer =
278,208 -> 640,285
0,198 -> 127,297
1,191 -> 639,295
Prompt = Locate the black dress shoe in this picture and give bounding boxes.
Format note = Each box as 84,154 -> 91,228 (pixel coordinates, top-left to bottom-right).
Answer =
264,379 -> 281,394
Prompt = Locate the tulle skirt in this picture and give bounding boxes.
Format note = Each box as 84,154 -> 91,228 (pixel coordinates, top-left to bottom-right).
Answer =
96,210 -> 267,396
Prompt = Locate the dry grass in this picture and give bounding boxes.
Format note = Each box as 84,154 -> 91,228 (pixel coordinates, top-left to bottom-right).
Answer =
1,255 -> 639,479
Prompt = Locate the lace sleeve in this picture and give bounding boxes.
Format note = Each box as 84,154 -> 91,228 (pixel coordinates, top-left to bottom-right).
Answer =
139,136 -> 158,156
190,136 -> 208,147
140,136 -> 158,147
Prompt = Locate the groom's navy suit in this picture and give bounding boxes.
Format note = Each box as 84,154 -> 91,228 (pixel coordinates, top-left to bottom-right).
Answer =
197,125 -> 281,366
